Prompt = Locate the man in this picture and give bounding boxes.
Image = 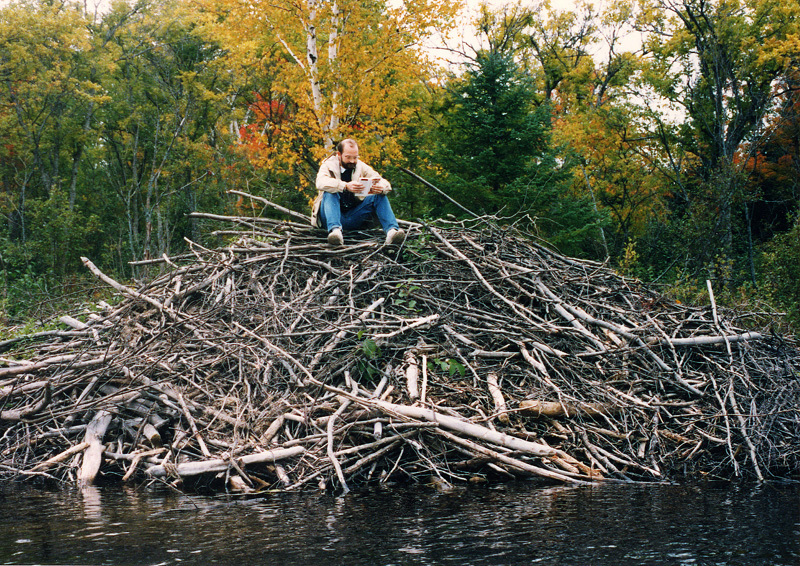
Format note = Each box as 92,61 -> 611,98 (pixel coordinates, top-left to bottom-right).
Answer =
312,138 -> 406,246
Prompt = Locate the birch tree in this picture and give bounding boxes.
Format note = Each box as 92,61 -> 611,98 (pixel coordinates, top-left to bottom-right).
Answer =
201,0 -> 460,174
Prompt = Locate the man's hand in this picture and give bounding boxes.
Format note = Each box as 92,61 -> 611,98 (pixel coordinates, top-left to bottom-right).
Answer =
344,180 -> 364,193
345,177 -> 383,194
368,177 -> 384,194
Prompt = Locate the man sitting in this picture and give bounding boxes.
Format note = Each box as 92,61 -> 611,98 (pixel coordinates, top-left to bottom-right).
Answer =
311,138 -> 405,246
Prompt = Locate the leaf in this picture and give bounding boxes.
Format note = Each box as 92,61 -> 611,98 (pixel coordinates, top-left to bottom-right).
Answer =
361,339 -> 380,360
448,359 -> 466,378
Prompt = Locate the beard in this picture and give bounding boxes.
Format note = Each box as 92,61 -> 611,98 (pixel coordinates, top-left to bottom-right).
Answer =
342,161 -> 357,170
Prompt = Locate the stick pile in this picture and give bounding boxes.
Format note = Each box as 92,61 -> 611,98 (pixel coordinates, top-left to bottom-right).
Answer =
2,194 -> 799,492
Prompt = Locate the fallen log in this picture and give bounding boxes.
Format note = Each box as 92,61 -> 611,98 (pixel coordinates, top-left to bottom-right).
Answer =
370,399 -> 557,458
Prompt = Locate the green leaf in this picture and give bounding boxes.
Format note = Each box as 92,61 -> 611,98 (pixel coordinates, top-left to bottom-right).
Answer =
448,359 -> 466,378
361,339 -> 380,360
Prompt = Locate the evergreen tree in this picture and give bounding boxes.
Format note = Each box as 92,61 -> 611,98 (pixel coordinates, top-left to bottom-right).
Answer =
432,51 -> 604,255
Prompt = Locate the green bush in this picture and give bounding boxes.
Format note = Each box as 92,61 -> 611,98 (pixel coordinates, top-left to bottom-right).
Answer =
761,216 -> 800,333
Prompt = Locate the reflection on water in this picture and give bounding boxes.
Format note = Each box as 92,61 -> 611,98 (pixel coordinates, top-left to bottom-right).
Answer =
0,481 -> 798,565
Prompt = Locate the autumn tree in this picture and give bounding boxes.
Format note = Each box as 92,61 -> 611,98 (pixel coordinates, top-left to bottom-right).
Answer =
744,70 -> 800,241
0,0 -> 106,285
523,0 -> 665,260
96,0 -> 237,267
635,0 -> 800,284
199,0 -> 460,206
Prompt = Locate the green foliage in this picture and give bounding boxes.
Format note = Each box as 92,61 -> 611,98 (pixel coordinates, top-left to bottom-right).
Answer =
427,357 -> 466,379
761,217 -> 800,331
392,281 -> 420,313
354,333 -> 382,382
427,50 -> 605,255
360,337 -> 381,360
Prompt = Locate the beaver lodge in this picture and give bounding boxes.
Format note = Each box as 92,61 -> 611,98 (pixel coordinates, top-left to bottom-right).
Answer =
1,191 -> 799,493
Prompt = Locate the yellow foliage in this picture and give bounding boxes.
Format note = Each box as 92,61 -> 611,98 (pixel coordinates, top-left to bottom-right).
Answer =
196,0 -> 460,177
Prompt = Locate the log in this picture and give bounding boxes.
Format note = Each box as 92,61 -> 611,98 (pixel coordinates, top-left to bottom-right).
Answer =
142,423 -> 162,447
519,399 -> 613,419
371,399 -> 555,457
78,410 -> 113,485
144,445 -> 306,478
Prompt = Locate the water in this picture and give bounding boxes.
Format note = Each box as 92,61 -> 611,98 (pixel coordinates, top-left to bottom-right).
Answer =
0,481 -> 797,565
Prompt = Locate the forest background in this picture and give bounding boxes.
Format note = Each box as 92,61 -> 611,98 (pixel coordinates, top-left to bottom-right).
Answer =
1,0 -> 799,334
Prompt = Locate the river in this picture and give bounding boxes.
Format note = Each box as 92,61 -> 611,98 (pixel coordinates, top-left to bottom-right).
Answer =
1,481 -> 797,565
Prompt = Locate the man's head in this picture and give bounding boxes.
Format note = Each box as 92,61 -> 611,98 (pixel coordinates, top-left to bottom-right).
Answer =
337,139 -> 359,170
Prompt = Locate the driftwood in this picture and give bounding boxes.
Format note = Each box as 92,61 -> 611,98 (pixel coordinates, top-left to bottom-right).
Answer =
1,191 -> 799,492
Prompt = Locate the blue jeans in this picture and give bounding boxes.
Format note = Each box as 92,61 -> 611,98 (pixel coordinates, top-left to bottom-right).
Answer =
319,192 -> 400,233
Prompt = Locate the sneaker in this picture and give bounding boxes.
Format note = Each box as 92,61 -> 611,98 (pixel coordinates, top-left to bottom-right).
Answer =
385,228 -> 406,246
327,228 -> 343,246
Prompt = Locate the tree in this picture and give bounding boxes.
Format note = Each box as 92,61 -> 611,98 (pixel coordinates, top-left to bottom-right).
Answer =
0,0 -> 107,278
430,46 -> 603,255
199,0 -> 460,195
97,0 -> 235,266
635,0 -> 800,282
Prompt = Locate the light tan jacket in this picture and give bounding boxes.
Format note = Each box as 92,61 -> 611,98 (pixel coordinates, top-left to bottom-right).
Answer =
311,153 -> 392,227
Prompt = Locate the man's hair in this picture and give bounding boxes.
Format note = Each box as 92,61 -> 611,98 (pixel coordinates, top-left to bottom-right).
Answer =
336,138 -> 358,154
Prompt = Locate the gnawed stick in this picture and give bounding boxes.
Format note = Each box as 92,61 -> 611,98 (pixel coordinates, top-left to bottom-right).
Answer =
519,399 -> 614,419
177,391 -> 211,458
727,381 -> 764,481
0,382 -> 51,421
227,189 -> 312,223
343,439 -> 403,475
261,415 -> 286,445
327,394 -> 352,493
32,441 -> 90,472
662,332 -> 763,347
437,429 -> 591,483
82,257 -> 173,315
120,448 -> 165,482
0,354 -> 108,378
405,351 -> 419,401
486,372 -> 509,424
59,315 -> 87,330
144,446 -> 306,478
372,314 -> 440,341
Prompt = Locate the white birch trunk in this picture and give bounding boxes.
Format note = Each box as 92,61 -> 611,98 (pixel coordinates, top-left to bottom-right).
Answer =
305,0 -> 328,144
327,0 -> 340,140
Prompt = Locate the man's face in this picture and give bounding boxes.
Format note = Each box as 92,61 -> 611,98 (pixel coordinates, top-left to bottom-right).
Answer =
338,144 -> 358,170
